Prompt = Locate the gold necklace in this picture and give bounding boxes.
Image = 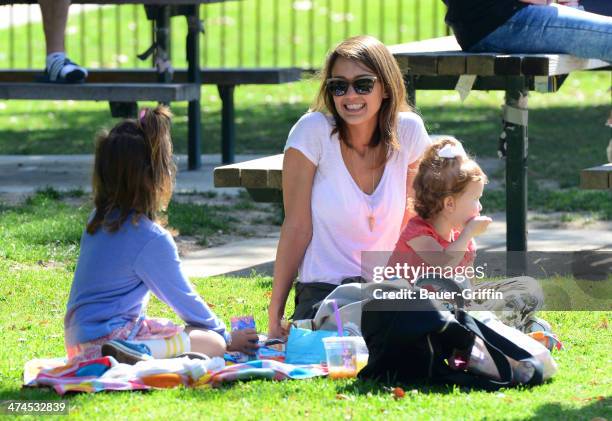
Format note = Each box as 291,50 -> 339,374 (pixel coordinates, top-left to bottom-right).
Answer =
347,144 -> 377,232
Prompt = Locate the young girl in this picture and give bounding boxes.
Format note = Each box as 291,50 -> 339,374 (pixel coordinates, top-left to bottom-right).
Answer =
64,106 -> 258,364
389,137 -> 547,332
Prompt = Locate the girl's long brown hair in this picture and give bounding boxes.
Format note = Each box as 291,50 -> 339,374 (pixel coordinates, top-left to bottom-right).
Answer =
311,35 -> 411,164
87,106 -> 176,234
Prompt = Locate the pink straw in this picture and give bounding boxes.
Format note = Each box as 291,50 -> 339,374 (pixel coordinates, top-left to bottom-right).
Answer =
332,299 -> 343,337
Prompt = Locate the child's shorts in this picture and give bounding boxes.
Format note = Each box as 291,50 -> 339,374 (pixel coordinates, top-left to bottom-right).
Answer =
65,318 -> 183,364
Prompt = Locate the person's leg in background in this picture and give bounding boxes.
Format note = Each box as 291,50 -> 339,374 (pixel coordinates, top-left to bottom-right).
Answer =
469,4 -> 612,62
38,0 -> 87,82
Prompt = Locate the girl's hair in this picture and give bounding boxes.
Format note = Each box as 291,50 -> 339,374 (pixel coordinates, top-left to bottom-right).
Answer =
311,35 -> 411,164
87,105 -> 176,234
414,137 -> 488,220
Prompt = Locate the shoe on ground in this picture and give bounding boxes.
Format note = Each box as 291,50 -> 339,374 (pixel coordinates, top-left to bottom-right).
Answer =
101,339 -> 153,365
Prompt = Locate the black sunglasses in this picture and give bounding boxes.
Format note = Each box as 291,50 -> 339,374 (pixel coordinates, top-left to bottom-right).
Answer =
326,76 -> 378,96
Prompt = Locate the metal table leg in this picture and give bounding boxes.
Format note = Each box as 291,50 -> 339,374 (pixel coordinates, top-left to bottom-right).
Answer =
504,76 -> 529,273
185,5 -> 202,170
218,84 -> 235,164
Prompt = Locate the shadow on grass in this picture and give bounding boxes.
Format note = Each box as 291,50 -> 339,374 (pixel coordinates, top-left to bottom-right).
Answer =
337,377 -> 555,396
532,396 -> 611,419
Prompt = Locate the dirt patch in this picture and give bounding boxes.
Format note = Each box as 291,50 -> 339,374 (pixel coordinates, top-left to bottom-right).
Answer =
169,192 -> 281,255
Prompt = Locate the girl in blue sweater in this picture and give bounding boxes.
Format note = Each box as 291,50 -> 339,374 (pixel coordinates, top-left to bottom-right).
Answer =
64,106 -> 257,363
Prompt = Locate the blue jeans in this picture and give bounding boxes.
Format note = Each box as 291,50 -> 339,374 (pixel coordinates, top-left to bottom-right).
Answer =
469,4 -> 612,63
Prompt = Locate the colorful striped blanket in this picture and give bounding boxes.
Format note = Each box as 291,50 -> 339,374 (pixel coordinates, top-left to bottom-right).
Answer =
23,357 -> 327,395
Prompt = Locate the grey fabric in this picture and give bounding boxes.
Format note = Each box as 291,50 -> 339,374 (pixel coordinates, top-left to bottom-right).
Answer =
292,277 -> 367,321
468,276 -> 544,331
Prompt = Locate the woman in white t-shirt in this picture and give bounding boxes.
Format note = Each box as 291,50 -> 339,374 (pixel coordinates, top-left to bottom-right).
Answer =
267,35 -> 431,338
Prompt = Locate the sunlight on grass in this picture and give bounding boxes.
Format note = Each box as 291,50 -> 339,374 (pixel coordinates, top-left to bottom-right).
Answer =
0,193 -> 610,420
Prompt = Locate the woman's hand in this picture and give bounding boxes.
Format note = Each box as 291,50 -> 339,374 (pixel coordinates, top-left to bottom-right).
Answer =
267,316 -> 289,340
227,328 -> 259,354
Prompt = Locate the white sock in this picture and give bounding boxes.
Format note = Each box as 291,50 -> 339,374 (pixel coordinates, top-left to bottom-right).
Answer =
46,52 -> 88,81
132,332 -> 191,359
46,52 -> 66,69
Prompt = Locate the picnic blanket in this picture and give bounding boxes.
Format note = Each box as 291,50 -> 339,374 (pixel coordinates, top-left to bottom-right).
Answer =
24,357 -> 326,395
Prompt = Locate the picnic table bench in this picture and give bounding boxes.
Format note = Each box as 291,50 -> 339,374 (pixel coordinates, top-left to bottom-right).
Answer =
0,0 -> 302,168
214,36 -> 610,256
580,164 -> 612,190
0,68 -> 301,165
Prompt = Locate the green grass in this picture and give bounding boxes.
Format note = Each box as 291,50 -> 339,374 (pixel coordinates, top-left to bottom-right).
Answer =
481,185 -> 612,219
0,189 -> 246,263
0,190 -> 611,420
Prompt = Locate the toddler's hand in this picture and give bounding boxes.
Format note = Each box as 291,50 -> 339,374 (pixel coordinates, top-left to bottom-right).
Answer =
466,216 -> 492,237
228,328 -> 259,354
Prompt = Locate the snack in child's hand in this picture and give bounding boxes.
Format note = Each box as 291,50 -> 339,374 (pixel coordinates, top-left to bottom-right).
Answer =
231,315 -> 256,331
231,315 -> 258,344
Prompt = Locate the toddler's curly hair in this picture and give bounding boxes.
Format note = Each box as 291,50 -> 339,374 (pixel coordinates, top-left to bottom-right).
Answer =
413,137 -> 487,220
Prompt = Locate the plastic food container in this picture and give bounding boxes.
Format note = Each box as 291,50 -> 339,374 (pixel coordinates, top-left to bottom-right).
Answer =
322,336 -> 369,379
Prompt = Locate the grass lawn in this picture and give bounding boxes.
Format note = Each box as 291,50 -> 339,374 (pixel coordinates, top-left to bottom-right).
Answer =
1,191 -> 611,421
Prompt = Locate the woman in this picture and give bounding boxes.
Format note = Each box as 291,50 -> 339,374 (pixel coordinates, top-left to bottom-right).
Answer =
267,35 -> 431,338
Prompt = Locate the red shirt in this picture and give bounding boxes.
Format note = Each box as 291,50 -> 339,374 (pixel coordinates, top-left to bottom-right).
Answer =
386,216 -> 476,282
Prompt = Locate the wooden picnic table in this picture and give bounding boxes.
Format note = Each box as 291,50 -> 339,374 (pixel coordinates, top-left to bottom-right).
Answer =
0,0 -> 237,170
390,36 -> 610,256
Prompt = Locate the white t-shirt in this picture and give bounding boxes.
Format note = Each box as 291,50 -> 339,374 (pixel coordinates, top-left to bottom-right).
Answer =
283,111 -> 431,285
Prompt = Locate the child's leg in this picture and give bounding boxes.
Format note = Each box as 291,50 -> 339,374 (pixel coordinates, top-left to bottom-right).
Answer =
184,326 -> 226,358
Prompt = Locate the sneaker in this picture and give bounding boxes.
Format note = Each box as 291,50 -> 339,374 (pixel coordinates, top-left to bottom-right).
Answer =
524,316 -> 552,334
44,54 -> 88,83
175,352 -> 210,361
101,339 -> 153,365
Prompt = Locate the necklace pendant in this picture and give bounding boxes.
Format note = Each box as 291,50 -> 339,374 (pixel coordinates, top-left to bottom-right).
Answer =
368,215 -> 375,232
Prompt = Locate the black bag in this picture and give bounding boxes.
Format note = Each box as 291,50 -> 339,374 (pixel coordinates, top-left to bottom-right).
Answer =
358,284 -> 546,390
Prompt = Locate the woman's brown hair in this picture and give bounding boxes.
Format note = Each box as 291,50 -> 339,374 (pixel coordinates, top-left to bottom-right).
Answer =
414,137 -> 488,220
87,105 -> 176,234
311,35 -> 411,164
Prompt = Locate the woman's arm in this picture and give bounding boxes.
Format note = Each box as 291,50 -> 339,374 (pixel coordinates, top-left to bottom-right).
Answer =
267,148 -> 316,338
401,160 -> 420,231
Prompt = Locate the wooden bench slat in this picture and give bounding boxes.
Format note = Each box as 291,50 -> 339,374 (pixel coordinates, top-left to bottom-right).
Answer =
214,154 -> 283,189
521,55 -> 610,76
0,82 -> 200,101
0,68 -> 302,86
466,55 -> 495,76
437,56 -> 467,75
580,164 -> 612,190
390,36 -> 610,76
